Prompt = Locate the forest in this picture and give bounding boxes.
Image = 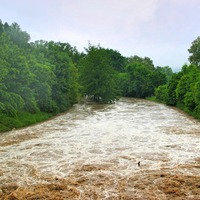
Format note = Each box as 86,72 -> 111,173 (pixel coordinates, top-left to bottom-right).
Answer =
0,20 -> 199,132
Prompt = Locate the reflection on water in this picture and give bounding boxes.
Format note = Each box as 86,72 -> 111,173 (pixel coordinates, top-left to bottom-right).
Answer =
0,98 -> 200,198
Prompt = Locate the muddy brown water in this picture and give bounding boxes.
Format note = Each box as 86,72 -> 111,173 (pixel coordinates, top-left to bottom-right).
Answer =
0,98 -> 200,199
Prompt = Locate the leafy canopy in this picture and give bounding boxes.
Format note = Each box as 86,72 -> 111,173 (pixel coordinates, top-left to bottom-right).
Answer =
80,44 -> 119,103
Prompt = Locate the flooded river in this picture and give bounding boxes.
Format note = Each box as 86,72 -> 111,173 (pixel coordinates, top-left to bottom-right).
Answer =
0,98 -> 200,199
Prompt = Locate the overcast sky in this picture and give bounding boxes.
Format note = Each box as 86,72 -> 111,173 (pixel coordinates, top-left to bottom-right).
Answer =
1,0 -> 200,71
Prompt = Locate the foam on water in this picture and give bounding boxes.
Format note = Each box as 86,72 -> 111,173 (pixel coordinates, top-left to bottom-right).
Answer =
0,98 -> 200,187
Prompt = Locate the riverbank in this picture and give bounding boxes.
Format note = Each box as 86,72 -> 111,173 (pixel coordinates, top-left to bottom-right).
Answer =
0,112 -> 53,133
1,96 -> 199,134
147,96 -> 200,121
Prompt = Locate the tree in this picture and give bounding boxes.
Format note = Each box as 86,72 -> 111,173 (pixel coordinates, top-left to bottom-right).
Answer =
176,65 -> 199,109
0,32 -> 38,113
104,49 -> 126,72
188,36 -> 200,67
80,44 -> 118,103
116,72 -> 129,96
29,61 -> 57,113
5,22 -> 30,48
0,20 -> 3,35
192,74 -> 200,118
120,56 -> 163,98
127,56 -> 154,70
125,62 -> 154,97
45,41 -> 80,111
155,85 -> 168,102
152,67 -> 167,88
156,66 -> 173,82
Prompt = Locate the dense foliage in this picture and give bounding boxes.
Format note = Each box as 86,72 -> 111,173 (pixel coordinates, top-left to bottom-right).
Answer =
0,20 -> 81,131
118,56 -> 169,98
155,37 -> 200,119
155,64 -> 200,119
80,45 -> 119,103
1,20 -> 200,131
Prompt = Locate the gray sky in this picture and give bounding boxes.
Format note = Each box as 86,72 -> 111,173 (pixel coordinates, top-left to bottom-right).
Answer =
1,0 -> 200,71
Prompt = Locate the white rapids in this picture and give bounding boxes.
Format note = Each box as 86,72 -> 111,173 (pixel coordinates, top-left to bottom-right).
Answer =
0,98 -> 200,187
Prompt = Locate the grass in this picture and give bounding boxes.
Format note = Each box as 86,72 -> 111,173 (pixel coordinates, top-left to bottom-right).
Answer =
0,112 -> 53,133
146,96 -> 158,102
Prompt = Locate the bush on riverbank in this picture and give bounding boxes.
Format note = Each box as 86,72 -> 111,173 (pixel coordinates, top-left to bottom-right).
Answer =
155,64 -> 200,120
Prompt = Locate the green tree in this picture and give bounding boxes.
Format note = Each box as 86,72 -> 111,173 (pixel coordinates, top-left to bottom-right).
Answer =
116,72 -> 129,96
80,44 -> 118,103
188,36 -> 200,67
156,66 -> 173,82
0,20 -> 82,132
46,41 -> 79,111
126,62 -> 154,97
122,56 -> 161,98
155,85 -> 168,102
0,20 -> 3,35
0,32 -> 38,113
29,60 -> 58,113
104,49 -> 126,72
176,65 -> 199,109
127,56 -> 154,70
152,67 -> 167,88
192,74 -> 200,118
4,22 -> 30,48
165,72 -> 182,106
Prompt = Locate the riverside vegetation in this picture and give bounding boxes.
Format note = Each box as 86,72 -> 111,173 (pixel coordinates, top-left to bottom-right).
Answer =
0,20 -> 200,132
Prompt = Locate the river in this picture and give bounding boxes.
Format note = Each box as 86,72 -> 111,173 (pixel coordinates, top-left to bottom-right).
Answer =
0,98 -> 200,199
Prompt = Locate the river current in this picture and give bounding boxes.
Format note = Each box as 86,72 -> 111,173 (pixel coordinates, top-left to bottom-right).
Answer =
0,98 -> 200,199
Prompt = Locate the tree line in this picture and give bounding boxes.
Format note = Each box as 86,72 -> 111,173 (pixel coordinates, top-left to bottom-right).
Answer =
155,36 -> 200,119
1,20 -> 199,132
0,20 -> 83,131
